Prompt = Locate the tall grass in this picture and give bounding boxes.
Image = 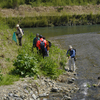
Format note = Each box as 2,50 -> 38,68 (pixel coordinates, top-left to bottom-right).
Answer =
2,13 -> 100,28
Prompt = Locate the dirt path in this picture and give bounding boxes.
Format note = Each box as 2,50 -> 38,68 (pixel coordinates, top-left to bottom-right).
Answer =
1,4 -> 100,17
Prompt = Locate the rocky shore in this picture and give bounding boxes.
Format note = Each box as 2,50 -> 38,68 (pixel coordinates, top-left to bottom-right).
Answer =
0,65 -> 79,100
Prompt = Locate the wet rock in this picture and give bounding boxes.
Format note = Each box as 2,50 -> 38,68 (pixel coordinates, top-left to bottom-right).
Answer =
68,79 -> 74,84
63,95 -> 71,100
39,93 -> 48,97
8,93 -> 13,97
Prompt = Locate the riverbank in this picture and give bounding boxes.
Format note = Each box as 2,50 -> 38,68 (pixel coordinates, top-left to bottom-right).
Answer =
0,65 -> 79,100
0,19 -> 80,100
0,5 -> 100,28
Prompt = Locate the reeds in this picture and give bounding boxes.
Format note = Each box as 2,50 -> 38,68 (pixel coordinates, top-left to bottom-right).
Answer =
2,13 -> 100,28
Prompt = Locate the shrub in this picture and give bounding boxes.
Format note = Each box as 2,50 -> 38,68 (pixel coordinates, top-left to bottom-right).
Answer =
40,57 -> 63,79
13,53 -> 38,77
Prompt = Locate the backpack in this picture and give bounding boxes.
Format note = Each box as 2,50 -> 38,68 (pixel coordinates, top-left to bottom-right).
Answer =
40,40 -> 45,50
48,41 -> 51,47
73,48 -> 76,55
73,48 -> 76,61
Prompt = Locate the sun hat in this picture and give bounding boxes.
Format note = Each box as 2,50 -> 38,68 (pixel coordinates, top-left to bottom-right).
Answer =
69,45 -> 72,49
16,24 -> 19,28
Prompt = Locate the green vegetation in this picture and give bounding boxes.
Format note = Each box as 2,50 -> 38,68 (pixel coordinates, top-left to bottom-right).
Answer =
12,32 -> 66,79
0,19 -> 66,86
0,0 -> 100,8
1,13 -> 100,28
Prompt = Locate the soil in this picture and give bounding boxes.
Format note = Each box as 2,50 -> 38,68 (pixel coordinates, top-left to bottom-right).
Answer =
0,4 -> 100,17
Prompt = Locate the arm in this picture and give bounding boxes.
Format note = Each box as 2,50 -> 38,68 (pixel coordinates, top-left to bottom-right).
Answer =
66,50 -> 70,57
33,38 -> 36,46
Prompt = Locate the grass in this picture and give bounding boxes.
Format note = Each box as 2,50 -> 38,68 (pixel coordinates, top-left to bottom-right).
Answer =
0,0 -> 100,8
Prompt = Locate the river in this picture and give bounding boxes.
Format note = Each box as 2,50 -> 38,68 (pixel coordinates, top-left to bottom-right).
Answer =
23,25 -> 100,100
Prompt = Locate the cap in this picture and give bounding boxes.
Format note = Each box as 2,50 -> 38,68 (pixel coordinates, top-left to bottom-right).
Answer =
16,24 -> 19,28
36,33 -> 39,36
69,45 -> 72,49
39,35 -> 43,38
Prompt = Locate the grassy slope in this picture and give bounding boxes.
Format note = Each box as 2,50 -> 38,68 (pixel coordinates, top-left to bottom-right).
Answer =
0,21 -> 20,85
0,20 -> 67,86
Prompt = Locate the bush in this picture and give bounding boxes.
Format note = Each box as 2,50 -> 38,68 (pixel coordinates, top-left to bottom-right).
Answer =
13,53 -> 38,77
40,57 -> 63,79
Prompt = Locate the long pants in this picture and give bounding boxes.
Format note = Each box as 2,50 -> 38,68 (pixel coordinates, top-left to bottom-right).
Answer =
68,58 -> 76,72
18,37 -> 22,46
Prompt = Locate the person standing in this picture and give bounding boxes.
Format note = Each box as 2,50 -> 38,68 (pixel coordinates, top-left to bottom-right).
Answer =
43,36 -> 49,57
15,24 -> 24,46
36,35 -> 47,58
32,33 -> 40,53
66,45 -> 76,72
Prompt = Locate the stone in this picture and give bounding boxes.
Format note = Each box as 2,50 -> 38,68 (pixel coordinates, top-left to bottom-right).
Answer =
32,94 -> 36,100
51,87 -> 58,92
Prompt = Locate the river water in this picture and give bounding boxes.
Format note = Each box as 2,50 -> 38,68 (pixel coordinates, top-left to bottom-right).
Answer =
23,25 -> 100,100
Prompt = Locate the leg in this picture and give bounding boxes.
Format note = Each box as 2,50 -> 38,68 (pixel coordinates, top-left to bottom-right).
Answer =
19,37 -> 22,46
72,58 -> 76,72
68,59 -> 72,71
47,50 -> 49,56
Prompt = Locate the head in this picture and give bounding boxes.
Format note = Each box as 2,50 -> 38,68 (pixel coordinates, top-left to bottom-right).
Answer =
69,45 -> 72,50
39,35 -> 43,38
16,24 -> 19,29
36,33 -> 39,37
43,36 -> 45,40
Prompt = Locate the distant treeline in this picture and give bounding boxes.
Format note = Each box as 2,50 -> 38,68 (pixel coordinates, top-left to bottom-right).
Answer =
2,14 -> 100,28
0,0 -> 100,8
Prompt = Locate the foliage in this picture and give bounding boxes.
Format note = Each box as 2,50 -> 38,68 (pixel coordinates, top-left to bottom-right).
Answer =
12,32 -> 66,79
0,0 -> 100,8
40,57 -> 63,79
0,75 -> 19,86
3,14 -> 100,28
13,53 -> 38,77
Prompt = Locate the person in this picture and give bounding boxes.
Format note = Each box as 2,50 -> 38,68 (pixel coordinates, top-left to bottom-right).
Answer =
66,45 -> 76,72
15,24 -> 24,46
36,35 -> 47,58
32,33 -> 40,53
43,36 -> 49,56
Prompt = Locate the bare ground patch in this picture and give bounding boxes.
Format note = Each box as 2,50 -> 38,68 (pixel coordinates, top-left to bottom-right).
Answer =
1,4 -> 100,17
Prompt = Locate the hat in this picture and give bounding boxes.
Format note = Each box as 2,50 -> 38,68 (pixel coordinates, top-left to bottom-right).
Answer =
69,45 -> 72,49
16,24 -> 19,28
36,33 -> 39,36
39,35 -> 43,38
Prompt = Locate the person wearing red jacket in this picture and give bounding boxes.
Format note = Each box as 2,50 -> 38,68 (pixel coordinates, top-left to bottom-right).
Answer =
36,35 -> 47,58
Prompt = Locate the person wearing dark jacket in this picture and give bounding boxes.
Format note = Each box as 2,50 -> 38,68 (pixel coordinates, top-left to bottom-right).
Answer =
32,33 -> 40,53
15,24 -> 24,46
